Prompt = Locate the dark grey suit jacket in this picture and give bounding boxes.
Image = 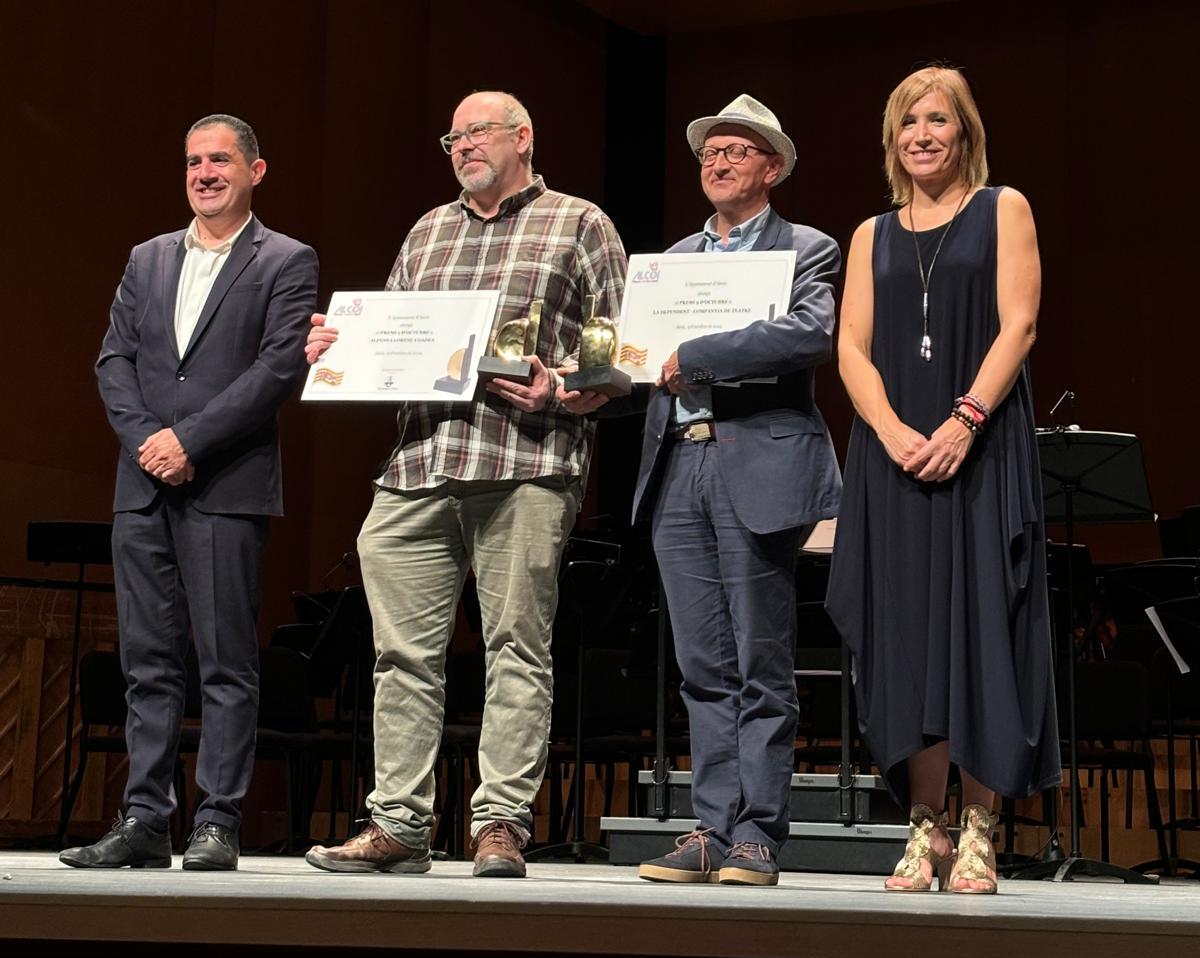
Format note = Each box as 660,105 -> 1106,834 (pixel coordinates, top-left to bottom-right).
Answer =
629,208 -> 843,535
96,216 -> 319,516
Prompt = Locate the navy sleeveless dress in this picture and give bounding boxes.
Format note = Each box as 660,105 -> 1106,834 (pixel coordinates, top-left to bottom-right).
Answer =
826,187 -> 1061,806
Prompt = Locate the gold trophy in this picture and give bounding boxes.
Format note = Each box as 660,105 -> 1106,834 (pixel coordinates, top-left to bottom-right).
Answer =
564,294 -> 632,397
476,300 -> 542,386
432,334 -> 477,394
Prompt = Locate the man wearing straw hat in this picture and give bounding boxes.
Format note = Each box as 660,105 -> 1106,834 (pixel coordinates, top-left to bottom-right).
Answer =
561,94 -> 842,885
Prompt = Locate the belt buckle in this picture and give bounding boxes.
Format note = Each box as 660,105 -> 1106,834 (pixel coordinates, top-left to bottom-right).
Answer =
687,422 -> 714,442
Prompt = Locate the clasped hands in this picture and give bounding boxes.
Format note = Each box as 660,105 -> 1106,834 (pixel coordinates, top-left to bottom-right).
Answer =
138,428 -> 192,485
880,416 -> 975,483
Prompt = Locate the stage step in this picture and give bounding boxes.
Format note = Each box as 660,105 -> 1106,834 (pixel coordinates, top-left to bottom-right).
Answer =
636,769 -> 906,825
600,816 -> 908,874
604,770 -> 909,874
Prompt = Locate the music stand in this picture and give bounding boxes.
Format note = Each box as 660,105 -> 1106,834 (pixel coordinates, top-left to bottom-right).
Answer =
25,521 -> 114,846
1139,596 -> 1200,876
1013,430 -> 1157,883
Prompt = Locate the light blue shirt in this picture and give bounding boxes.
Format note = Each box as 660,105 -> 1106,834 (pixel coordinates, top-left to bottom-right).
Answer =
672,203 -> 772,426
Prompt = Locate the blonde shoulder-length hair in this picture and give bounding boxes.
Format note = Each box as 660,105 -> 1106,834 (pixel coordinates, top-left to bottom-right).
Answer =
882,66 -> 988,207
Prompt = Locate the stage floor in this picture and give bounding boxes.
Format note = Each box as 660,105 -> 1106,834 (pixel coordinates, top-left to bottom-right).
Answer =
2,851 -> 1199,957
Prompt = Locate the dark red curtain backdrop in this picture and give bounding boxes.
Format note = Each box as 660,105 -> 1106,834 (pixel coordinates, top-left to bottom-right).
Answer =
2,0 -> 1194,629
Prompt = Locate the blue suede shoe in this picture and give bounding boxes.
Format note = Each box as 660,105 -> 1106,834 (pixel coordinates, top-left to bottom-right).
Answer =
718,842 -> 779,885
638,828 -> 725,883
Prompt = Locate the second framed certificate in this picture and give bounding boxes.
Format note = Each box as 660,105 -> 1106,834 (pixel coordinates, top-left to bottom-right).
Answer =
301,290 -> 500,402
614,251 -> 796,384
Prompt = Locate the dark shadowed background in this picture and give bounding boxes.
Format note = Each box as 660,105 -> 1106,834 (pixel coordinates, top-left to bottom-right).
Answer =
2,0 -> 1193,628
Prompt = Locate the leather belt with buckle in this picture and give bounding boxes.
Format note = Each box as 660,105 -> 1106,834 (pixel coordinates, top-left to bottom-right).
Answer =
668,421 -> 716,442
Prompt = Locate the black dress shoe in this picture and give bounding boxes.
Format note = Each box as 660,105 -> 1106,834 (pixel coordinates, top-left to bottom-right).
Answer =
59,812 -> 172,869
182,822 -> 239,871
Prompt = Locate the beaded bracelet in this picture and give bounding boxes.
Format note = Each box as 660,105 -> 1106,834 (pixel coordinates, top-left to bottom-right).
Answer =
953,396 -> 988,426
965,392 -> 990,416
957,392 -> 991,419
955,401 -> 986,425
950,407 -> 982,434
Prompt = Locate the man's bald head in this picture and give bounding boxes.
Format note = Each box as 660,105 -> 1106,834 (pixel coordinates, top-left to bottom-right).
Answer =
455,91 -> 534,166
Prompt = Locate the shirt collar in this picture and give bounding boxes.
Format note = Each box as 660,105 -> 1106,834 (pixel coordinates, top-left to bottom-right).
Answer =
458,175 -> 547,222
702,203 -> 772,250
184,213 -> 253,253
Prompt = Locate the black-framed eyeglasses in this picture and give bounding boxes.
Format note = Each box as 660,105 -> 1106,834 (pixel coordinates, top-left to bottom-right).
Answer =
439,121 -> 518,154
695,144 -> 776,166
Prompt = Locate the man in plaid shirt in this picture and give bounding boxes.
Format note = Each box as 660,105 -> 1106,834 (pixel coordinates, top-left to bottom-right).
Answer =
305,91 -> 626,878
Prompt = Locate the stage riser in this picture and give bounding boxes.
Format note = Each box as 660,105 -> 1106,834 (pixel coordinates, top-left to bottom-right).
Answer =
602,817 -> 909,874
636,770 -> 907,825
641,783 -> 905,824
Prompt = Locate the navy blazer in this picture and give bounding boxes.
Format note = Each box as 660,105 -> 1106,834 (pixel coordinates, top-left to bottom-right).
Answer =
629,208 -> 843,535
96,216 -> 319,516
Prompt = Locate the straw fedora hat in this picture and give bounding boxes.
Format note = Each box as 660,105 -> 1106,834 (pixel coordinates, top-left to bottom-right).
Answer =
686,93 -> 797,186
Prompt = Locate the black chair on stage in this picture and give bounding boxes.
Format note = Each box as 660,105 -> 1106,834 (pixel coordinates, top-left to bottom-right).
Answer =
268,616 -> 354,848
62,647 -> 200,850
1158,505 -> 1200,559
793,599 -> 852,772
532,536 -> 629,861
22,521 -> 115,846
1069,658 -> 1170,867
1149,644 -> 1200,874
1138,595 -> 1200,876
1104,561 -> 1199,628
1094,560 -> 1200,845
253,644 -> 323,852
530,536 -> 686,860
65,642 -> 328,852
282,581 -> 488,859
432,646 -> 485,859
77,637 -> 326,855
278,586 -> 377,845
545,643 -> 666,837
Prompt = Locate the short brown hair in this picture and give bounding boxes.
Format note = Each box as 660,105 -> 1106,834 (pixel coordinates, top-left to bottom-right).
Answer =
882,66 -> 987,207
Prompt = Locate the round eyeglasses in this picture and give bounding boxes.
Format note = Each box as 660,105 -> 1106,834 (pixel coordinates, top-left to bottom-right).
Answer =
695,144 -> 776,166
439,122 -> 518,154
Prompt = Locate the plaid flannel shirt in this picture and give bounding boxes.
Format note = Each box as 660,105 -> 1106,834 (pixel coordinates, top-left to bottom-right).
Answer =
375,176 -> 626,490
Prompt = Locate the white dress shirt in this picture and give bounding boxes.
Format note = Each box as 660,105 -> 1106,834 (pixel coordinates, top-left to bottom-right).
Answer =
671,203 -> 772,426
174,215 -> 252,355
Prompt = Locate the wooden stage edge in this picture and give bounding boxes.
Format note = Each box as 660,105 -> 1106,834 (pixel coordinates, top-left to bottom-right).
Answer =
2,852 -> 1199,958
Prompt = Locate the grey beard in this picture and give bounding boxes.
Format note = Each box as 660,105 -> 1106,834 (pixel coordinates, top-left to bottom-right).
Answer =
456,161 -> 497,193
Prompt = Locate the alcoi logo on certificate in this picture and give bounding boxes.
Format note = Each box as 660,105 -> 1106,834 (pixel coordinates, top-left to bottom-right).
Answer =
614,250 -> 796,384
301,290 -> 501,402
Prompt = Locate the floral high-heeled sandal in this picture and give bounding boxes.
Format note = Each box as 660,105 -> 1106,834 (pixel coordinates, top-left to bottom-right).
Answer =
884,804 -> 955,891
946,803 -> 999,894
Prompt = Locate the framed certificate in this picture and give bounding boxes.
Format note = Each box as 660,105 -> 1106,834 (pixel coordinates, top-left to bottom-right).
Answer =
614,251 -> 797,384
301,290 -> 501,402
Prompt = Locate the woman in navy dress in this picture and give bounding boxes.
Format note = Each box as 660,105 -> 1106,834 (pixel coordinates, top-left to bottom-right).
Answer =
827,66 -> 1060,894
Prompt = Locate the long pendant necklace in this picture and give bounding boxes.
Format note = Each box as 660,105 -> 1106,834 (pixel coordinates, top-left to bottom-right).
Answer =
909,186 -> 969,362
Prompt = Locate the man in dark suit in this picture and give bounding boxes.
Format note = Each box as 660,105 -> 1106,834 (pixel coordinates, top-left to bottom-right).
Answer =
559,95 -> 841,885
61,114 -> 318,871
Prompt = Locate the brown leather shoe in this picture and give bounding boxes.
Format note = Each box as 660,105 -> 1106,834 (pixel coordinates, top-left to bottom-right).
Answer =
305,821 -> 431,874
472,821 -> 527,878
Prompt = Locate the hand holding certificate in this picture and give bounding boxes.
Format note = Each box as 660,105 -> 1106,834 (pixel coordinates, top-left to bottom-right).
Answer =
301,290 -> 500,402
612,251 -> 797,384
